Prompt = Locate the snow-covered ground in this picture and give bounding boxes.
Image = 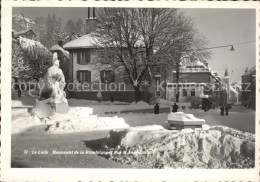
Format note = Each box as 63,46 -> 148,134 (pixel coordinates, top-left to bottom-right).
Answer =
11,94 -> 170,134
102,125 -> 255,169
12,106 -> 129,134
68,98 -> 187,114
11,93 -> 255,134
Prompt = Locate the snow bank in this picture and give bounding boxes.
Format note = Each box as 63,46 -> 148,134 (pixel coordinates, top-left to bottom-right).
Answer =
12,108 -> 42,133
12,92 -> 38,107
130,101 -> 149,107
12,107 -> 129,134
102,125 -> 255,168
168,112 -> 205,122
46,107 -> 129,134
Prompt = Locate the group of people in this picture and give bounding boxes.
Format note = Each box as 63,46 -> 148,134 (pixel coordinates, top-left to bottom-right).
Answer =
154,102 -> 231,116
219,105 -> 231,116
154,102 -> 179,114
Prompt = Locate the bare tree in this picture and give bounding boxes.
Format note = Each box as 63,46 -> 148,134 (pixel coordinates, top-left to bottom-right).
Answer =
92,8 -> 209,102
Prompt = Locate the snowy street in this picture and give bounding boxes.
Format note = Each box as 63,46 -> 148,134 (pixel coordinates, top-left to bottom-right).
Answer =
11,94 -> 255,168
12,93 -> 255,134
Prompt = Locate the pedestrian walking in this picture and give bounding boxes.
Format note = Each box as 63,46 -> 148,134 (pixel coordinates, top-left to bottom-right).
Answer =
17,79 -> 22,98
154,103 -> 159,114
220,105 -> 224,116
225,105 -> 230,116
172,103 -> 179,113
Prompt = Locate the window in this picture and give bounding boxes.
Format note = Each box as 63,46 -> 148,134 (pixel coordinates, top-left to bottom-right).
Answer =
182,89 -> 187,97
191,89 -> 196,96
77,70 -> 91,83
100,70 -> 115,83
77,51 -> 90,65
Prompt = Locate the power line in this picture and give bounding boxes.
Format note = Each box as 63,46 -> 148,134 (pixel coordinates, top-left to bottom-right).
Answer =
195,40 -> 255,51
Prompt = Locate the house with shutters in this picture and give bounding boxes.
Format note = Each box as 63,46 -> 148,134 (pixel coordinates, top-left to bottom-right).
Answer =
63,33 -> 150,103
63,8 -> 150,102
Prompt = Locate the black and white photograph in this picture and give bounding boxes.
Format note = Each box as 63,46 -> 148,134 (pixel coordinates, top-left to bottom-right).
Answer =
1,1 -> 259,181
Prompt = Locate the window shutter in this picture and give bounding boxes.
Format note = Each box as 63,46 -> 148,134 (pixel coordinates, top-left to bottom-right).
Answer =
77,71 -> 81,83
100,71 -> 104,83
87,70 -> 91,82
110,71 -> 115,82
81,52 -> 85,64
77,52 -> 81,64
86,51 -> 91,63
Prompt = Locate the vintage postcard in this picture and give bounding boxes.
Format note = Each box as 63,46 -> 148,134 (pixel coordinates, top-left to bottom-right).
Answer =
1,0 -> 259,181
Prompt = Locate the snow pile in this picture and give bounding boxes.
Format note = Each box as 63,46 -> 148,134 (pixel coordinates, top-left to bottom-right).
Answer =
12,100 -> 24,107
12,108 -> 42,133
12,107 -> 129,134
167,112 -> 205,122
130,101 -> 150,107
46,107 -> 129,134
101,125 -> 255,169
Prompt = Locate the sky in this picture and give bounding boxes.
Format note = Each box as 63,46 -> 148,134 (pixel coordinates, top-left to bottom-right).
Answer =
13,7 -> 256,83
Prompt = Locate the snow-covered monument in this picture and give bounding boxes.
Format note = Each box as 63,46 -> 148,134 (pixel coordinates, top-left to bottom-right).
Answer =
32,53 -> 69,118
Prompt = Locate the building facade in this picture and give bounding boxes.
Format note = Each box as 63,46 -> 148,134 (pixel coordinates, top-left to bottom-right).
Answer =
12,13 -> 36,31
13,29 -> 38,40
165,61 -> 221,107
241,66 -> 256,110
63,35 -> 150,103
62,8 -> 153,103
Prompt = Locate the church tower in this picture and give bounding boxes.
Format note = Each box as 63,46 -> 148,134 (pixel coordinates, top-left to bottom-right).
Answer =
222,65 -> 230,104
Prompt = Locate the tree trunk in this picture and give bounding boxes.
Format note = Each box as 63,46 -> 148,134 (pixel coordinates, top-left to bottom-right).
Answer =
134,85 -> 142,103
176,62 -> 180,102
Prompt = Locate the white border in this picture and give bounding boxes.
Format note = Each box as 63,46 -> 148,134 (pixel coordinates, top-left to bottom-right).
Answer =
1,1 -> 259,181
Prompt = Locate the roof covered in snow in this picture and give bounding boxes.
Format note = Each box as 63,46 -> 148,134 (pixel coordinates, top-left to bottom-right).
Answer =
174,60 -> 210,74
63,33 -> 99,49
19,37 -> 50,53
12,13 -> 35,24
50,45 -> 69,59
242,66 -> 256,76
14,29 -> 37,36
63,33 -> 145,50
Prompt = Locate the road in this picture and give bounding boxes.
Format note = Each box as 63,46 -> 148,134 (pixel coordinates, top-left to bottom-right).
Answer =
11,105 -> 255,168
117,105 -> 256,134
12,126 -> 135,168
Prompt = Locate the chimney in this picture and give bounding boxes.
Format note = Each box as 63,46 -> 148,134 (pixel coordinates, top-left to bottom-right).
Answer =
245,67 -> 248,73
86,7 -> 97,34
58,40 -> 63,48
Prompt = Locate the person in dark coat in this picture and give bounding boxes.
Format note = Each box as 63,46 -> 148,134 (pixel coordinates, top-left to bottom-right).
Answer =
225,105 -> 230,116
172,103 -> 179,113
154,103 -> 159,114
17,79 -> 22,98
220,105 -> 224,116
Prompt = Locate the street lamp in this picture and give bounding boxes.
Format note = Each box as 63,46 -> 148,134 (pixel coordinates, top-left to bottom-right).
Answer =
230,45 -> 235,51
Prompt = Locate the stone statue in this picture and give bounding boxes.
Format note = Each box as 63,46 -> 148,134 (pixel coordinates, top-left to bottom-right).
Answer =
40,52 -> 67,103
32,53 -> 69,118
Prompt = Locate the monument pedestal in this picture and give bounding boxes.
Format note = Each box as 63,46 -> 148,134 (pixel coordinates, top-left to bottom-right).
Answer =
54,101 -> 69,113
33,100 -> 55,118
